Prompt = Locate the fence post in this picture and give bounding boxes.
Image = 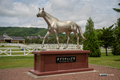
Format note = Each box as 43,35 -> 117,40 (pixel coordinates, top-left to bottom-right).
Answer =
24,48 -> 25,55
10,49 -> 11,56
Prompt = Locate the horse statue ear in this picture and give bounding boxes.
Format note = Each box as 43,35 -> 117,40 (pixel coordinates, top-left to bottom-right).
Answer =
39,8 -> 40,11
42,8 -> 44,11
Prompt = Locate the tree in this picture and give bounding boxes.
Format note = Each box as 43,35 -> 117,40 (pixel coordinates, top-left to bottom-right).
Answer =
83,17 -> 101,57
113,3 -> 120,13
94,29 -> 103,46
112,18 -> 120,55
113,18 -> 120,42
47,36 -> 57,44
99,24 -> 115,56
59,35 -> 65,43
70,34 -> 83,44
112,3 -> 120,55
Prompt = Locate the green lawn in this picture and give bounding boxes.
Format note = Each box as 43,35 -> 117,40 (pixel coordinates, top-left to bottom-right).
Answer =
0,45 -> 120,69
0,46 -> 18,48
89,52 -> 120,69
0,56 -> 34,69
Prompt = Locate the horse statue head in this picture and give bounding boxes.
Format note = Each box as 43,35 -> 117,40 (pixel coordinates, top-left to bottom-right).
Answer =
37,8 -> 45,17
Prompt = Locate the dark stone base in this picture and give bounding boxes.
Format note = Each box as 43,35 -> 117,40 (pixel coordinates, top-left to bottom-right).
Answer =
29,50 -> 94,76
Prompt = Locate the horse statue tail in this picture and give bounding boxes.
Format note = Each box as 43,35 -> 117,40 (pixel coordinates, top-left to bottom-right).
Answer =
77,25 -> 87,40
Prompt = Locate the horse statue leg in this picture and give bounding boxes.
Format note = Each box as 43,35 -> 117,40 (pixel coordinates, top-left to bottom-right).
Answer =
74,32 -> 80,49
42,31 -> 51,48
63,32 -> 70,49
54,30 -> 60,49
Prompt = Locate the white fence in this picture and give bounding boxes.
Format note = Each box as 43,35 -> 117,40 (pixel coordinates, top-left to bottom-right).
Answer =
0,43 -> 83,56
0,43 -> 83,49
0,47 -> 41,56
0,43 -> 112,56
26,44 -> 83,50
0,43 -> 25,47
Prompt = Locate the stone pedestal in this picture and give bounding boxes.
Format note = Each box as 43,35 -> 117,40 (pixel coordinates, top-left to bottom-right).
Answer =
29,50 -> 93,76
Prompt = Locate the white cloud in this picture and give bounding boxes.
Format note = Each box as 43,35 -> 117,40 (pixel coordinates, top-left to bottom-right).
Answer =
0,0 -> 119,32
76,20 -> 87,27
0,1 -> 38,18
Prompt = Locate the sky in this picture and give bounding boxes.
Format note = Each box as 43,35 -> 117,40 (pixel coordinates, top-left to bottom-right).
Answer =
0,0 -> 120,32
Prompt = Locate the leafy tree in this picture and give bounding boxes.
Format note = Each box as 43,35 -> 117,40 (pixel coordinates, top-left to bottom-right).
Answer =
94,29 -> 103,46
99,24 -> 115,56
83,17 -> 101,57
113,3 -> 120,13
47,36 -> 57,44
112,18 -> 120,55
59,35 -> 65,43
112,3 -> 120,55
70,34 -> 83,44
113,18 -> 120,42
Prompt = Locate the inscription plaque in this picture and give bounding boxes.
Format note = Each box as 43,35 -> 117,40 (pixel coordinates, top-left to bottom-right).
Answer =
56,56 -> 76,63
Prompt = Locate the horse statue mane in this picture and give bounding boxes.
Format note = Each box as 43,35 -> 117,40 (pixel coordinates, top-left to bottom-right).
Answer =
37,8 -> 86,49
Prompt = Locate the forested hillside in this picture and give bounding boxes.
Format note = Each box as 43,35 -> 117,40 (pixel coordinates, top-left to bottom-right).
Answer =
0,27 -> 56,38
0,27 -> 84,44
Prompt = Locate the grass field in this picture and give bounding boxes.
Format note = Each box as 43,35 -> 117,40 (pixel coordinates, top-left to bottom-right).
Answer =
0,56 -> 34,69
0,52 -> 120,69
89,52 -> 120,69
0,45 -> 120,69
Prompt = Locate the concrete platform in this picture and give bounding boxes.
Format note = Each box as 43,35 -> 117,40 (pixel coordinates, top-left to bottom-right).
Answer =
26,70 -> 98,79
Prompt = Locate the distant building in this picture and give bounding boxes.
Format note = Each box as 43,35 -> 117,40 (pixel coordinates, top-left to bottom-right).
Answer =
0,33 -> 25,44
27,35 -> 50,39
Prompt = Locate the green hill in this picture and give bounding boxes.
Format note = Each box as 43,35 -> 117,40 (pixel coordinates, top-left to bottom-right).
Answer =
0,27 -> 57,38
0,27 -> 84,44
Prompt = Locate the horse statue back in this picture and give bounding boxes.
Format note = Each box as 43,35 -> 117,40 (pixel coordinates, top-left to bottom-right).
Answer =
37,8 -> 86,49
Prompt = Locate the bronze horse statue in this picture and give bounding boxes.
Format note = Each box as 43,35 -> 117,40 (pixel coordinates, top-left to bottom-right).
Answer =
37,8 -> 86,49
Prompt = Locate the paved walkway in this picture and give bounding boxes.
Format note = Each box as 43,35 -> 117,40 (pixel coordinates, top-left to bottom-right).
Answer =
0,64 -> 120,80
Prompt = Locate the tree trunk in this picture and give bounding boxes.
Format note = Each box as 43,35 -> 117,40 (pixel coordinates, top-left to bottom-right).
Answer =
105,47 -> 108,56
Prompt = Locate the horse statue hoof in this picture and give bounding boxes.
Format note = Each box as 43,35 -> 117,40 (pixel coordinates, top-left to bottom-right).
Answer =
63,47 -> 66,49
42,49 -> 46,51
78,47 -> 80,49
56,48 -> 59,49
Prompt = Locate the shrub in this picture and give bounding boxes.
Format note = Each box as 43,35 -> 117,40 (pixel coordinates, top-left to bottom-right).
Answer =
112,41 -> 120,55
1,45 -> 4,47
83,17 -> 101,57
